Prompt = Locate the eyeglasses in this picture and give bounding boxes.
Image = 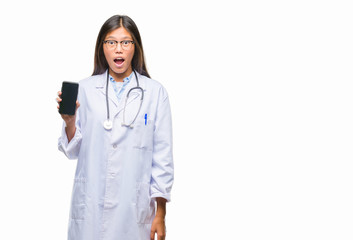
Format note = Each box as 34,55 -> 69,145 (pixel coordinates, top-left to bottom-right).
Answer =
103,40 -> 134,51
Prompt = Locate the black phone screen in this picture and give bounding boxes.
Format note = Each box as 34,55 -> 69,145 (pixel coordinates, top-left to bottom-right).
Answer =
59,81 -> 79,115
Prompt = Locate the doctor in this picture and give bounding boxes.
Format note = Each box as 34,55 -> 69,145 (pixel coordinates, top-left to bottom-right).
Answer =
56,15 -> 174,240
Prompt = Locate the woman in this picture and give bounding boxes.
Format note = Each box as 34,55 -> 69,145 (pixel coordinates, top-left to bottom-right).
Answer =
56,15 -> 174,240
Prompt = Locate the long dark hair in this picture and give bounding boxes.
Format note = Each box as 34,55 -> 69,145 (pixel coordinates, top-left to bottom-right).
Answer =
92,15 -> 150,78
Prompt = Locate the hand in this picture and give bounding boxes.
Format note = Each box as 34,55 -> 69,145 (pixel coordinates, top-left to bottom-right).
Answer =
150,216 -> 166,240
57,91 -> 80,142
56,91 -> 80,126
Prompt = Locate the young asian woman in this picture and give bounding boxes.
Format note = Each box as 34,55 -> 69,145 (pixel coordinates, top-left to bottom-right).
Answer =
56,15 -> 174,240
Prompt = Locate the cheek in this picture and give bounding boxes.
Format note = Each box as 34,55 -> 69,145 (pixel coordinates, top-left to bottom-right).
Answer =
103,48 -> 111,62
128,48 -> 135,60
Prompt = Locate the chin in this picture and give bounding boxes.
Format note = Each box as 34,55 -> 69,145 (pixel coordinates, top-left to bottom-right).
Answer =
111,67 -> 128,74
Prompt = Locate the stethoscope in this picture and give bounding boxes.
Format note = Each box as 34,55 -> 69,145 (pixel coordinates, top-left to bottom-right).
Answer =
103,69 -> 144,130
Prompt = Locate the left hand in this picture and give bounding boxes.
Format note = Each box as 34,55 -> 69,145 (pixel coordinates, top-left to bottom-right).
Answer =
150,216 -> 166,240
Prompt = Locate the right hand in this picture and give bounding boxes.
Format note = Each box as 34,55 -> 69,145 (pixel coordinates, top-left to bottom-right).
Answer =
56,91 -> 80,127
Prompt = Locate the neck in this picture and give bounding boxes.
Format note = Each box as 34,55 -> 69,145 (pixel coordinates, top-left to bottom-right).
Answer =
109,67 -> 133,82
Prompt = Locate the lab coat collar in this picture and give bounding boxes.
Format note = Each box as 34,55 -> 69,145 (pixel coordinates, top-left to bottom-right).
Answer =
96,70 -> 146,117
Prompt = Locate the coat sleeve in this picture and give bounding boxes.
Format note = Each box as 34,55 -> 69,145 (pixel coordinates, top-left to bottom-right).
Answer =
57,107 -> 82,160
150,87 -> 174,202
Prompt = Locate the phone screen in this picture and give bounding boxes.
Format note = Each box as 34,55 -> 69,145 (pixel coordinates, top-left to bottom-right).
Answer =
59,81 -> 79,115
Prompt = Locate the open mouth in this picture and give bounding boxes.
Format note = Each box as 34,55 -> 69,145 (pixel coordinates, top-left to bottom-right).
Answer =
114,57 -> 125,67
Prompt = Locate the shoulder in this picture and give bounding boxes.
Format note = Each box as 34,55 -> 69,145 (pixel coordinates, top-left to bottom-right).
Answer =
76,74 -> 105,102
139,74 -> 169,99
78,73 -> 104,88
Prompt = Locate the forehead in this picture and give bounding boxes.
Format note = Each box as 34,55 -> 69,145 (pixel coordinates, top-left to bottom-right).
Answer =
105,27 -> 133,40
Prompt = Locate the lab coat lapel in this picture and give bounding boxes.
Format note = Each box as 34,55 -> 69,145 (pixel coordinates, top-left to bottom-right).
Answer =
96,70 -> 119,108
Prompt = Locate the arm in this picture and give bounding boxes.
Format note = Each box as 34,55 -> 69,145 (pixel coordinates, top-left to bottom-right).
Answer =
150,87 -> 174,240
150,89 -> 174,201
155,197 -> 167,218
57,91 -> 82,159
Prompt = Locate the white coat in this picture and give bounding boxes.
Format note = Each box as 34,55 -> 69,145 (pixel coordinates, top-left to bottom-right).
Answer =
58,71 -> 174,240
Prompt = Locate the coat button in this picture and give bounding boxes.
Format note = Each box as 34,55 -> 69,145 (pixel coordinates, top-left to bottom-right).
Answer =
113,144 -> 117,149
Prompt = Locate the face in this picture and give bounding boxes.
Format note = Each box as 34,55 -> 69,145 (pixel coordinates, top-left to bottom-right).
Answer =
103,27 -> 135,81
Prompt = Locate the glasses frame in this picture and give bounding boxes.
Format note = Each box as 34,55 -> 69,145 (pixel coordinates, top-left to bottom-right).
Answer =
103,40 -> 135,51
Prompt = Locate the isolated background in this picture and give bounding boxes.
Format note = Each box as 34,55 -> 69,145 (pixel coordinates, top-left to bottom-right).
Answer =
0,0 -> 352,239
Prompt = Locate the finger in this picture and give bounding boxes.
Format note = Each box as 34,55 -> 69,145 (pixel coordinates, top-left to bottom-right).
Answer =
150,231 -> 155,240
158,234 -> 165,240
56,97 -> 62,103
57,91 -> 62,96
75,101 -> 80,112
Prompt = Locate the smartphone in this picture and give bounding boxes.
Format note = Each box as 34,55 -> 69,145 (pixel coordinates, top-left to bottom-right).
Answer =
59,81 -> 79,115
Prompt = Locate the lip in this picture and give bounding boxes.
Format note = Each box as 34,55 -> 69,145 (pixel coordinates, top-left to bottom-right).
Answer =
113,57 -> 125,68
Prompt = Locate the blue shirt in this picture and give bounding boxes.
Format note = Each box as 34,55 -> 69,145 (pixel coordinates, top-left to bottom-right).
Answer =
109,72 -> 133,102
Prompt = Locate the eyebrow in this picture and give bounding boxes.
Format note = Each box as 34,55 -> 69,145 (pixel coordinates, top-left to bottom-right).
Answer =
105,36 -> 132,40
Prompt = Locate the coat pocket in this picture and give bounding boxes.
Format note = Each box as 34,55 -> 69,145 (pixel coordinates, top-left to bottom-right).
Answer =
70,178 -> 86,220
133,120 -> 154,151
134,182 -> 155,224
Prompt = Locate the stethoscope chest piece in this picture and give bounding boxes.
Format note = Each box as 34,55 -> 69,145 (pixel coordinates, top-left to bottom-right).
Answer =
104,119 -> 113,130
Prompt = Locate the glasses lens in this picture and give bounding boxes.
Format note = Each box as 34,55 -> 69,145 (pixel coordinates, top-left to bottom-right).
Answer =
106,41 -> 116,49
122,41 -> 131,50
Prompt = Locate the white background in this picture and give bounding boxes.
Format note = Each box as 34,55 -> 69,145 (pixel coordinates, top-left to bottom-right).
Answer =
0,0 -> 352,239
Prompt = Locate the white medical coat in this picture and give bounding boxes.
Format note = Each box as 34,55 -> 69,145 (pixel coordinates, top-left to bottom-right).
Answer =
58,71 -> 174,240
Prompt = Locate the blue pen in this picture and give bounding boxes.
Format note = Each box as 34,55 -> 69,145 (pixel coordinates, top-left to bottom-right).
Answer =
144,114 -> 147,125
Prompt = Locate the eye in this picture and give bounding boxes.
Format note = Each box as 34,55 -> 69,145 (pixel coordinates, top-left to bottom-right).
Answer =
107,40 -> 116,46
122,40 -> 130,46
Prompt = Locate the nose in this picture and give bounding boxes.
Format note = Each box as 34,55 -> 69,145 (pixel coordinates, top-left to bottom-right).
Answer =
115,42 -> 123,53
